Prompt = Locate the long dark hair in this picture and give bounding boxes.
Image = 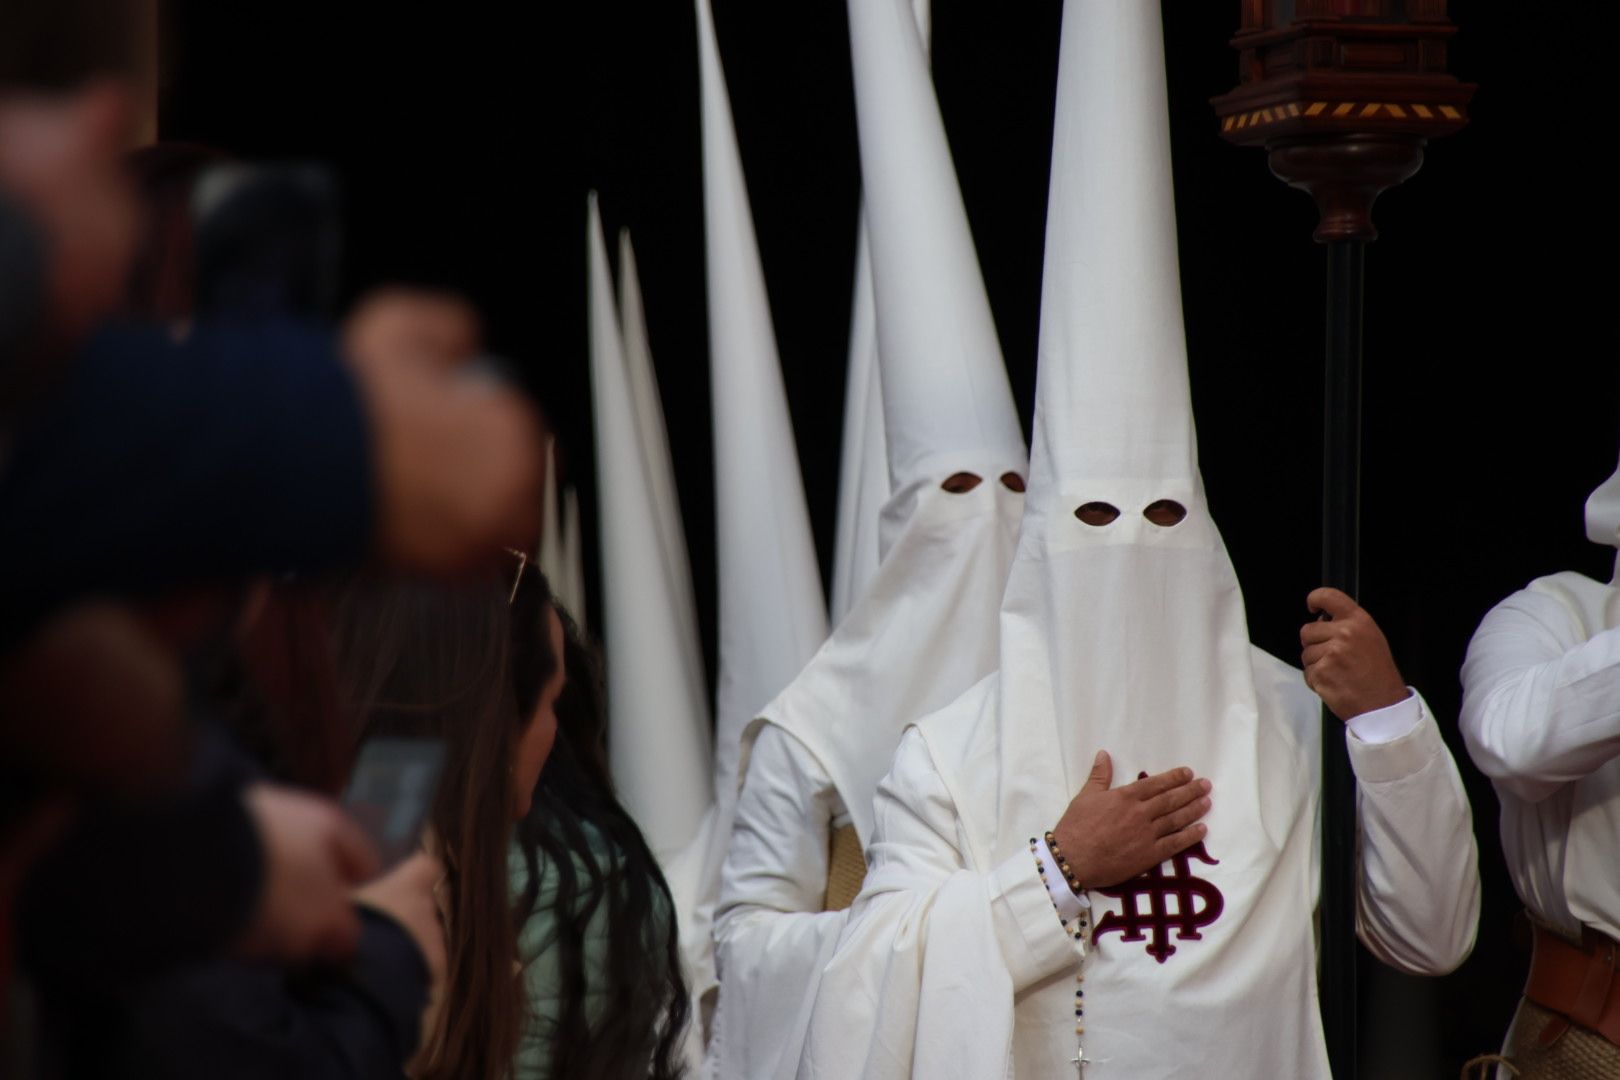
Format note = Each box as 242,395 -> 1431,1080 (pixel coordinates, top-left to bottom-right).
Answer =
328,566 -> 556,1080
513,601 -> 689,1079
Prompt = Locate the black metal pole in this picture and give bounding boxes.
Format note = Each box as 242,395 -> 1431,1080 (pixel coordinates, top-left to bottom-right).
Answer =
1320,238 -> 1364,1077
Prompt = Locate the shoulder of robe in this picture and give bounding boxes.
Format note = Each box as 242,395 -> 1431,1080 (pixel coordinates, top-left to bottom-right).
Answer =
1516,570 -> 1618,641
909,673 -> 1000,778
1249,644 -> 1319,752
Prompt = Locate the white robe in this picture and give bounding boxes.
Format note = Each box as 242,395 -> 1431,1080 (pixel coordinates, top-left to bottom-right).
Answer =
1461,570 -> 1620,941
799,652 -> 1479,1079
707,474 -> 1024,1079
711,726 -> 851,1080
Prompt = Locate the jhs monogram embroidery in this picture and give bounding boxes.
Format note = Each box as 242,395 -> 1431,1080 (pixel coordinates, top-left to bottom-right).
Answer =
1092,841 -> 1225,963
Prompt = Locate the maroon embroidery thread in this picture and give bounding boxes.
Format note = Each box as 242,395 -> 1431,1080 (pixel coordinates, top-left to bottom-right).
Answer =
1092,841 -> 1224,964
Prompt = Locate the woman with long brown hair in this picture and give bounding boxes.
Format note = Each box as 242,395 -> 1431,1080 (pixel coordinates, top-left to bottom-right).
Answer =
328,558 -> 565,1079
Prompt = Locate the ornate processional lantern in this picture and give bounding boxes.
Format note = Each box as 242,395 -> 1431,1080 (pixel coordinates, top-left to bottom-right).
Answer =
1211,3 -> 1474,1075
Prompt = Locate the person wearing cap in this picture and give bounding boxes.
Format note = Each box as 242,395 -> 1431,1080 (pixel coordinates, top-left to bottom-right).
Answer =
1460,458 -> 1620,1076
797,0 -> 1478,1075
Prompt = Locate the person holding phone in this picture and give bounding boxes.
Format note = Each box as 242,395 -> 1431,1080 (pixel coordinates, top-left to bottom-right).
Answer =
326,557 -> 568,1079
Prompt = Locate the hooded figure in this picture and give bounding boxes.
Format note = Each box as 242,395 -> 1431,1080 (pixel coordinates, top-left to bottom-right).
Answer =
1462,453 -> 1620,1074
800,1 -> 1477,1075
685,0 -> 832,1046
706,0 -> 1026,1075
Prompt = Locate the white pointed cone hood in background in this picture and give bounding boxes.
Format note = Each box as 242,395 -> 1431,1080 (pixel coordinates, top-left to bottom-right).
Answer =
620,229 -> 700,641
697,0 -> 829,812
710,5 -> 1025,1073
539,438 -> 586,622
586,195 -> 712,864
850,0 -> 1024,556
745,0 -> 1027,849
538,437 -> 564,585
559,486 -> 586,628
964,1 -> 1321,1073
829,220 -> 889,627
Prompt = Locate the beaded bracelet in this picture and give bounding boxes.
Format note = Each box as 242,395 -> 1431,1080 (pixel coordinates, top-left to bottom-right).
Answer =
1043,830 -> 1086,896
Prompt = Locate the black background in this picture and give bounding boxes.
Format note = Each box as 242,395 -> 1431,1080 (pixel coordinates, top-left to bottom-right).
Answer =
164,1 -> 1618,1072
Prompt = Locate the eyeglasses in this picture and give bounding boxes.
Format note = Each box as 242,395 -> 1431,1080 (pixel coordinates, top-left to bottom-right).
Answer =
504,547 -> 531,604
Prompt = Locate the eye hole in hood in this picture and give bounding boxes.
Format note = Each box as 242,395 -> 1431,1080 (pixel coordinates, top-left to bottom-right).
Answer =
1143,499 -> 1187,527
1074,502 -> 1120,527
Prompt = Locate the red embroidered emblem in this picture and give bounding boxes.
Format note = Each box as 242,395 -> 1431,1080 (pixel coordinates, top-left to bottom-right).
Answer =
1092,841 -> 1224,964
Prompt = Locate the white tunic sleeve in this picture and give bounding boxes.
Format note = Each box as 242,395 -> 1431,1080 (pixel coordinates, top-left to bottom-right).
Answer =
800,728 -> 1078,1080
711,724 -> 850,1080
1460,585 -> 1620,803
1343,691 -> 1480,974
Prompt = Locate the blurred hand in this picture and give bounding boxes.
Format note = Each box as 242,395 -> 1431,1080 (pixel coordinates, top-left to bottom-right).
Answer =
347,341 -> 544,570
1051,752 -> 1211,890
1301,587 -> 1408,722
237,783 -> 380,964
343,288 -> 482,372
353,850 -> 447,1004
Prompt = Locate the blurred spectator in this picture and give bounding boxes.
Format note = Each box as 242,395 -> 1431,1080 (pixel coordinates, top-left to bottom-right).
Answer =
326,559 -> 565,1079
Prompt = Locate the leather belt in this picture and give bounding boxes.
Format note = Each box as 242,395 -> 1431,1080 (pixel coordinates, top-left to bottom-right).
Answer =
1525,921 -> 1620,1048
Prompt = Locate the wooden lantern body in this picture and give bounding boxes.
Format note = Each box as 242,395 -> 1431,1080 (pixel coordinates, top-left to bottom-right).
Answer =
1212,0 -> 1476,240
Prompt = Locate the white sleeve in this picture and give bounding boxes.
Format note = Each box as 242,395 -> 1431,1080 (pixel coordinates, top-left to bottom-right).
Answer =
1346,689 -> 1421,745
1034,836 -> 1090,926
718,724 -> 839,929
1460,586 -> 1620,803
799,729 -> 1077,1080
1346,691 -> 1480,974
713,725 -> 851,1080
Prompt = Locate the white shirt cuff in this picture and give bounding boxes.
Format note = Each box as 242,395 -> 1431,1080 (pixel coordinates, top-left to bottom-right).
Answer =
1034,836 -> 1089,925
1346,687 -> 1422,746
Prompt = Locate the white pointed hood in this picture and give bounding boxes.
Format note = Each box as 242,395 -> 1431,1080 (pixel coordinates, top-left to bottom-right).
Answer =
697,0 -> 830,813
989,0 -> 1273,829
619,228 -> 698,649
538,437 -> 564,588
987,0 -> 1277,875
586,196 -> 711,862
742,0 -> 1026,848
829,221 -> 889,627
559,485 -> 586,628
851,0 -> 1025,554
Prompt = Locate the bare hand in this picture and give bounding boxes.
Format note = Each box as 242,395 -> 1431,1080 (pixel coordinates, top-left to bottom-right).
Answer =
347,344 -> 544,570
1300,587 -> 1408,722
236,784 -> 380,963
353,850 -> 447,989
1051,752 -> 1211,890
356,850 -> 448,1062
343,288 -> 482,373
